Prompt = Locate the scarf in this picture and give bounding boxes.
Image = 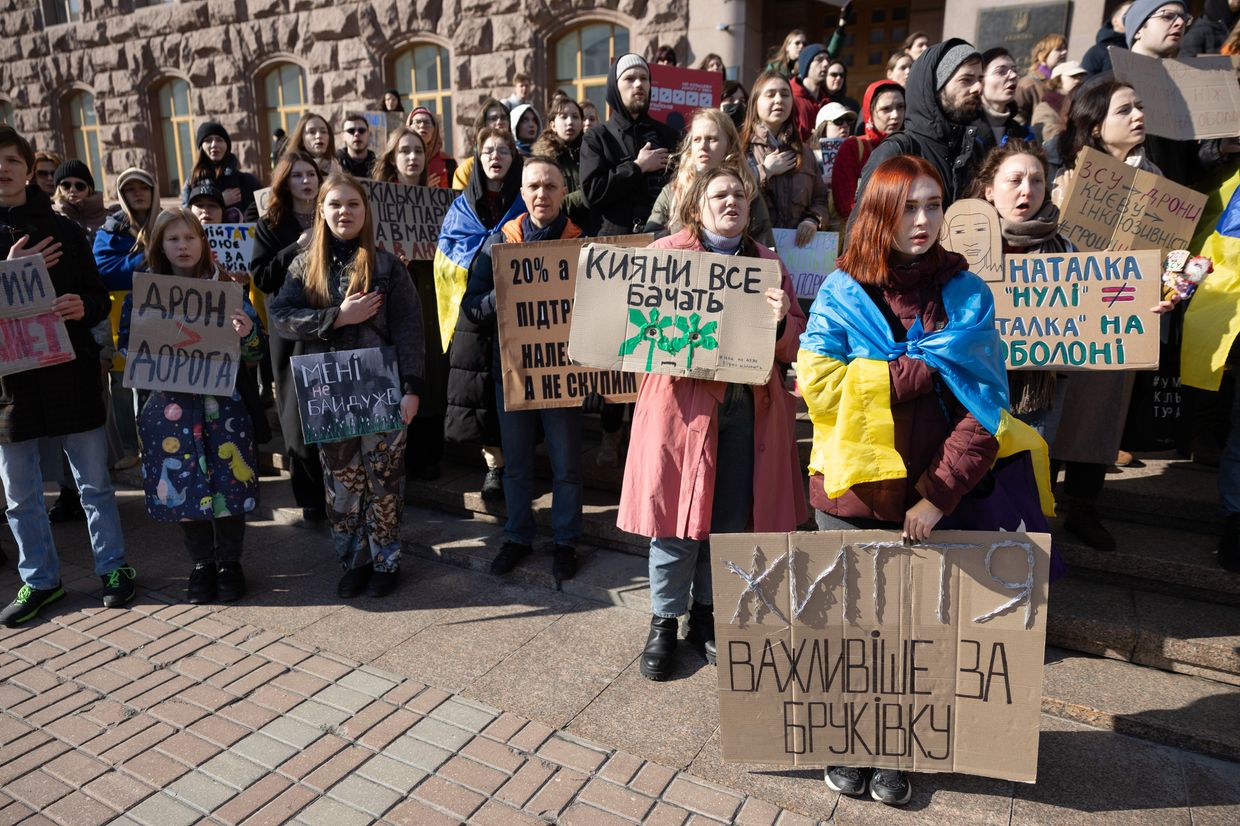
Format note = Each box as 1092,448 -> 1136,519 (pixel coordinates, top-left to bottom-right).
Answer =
999,201 -> 1065,249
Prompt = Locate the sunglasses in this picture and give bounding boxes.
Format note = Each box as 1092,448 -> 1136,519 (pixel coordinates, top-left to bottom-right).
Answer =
58,180 -> 88,192
831,117 -> 852,126
344,127 -> 368,135
34,170 -> 54,178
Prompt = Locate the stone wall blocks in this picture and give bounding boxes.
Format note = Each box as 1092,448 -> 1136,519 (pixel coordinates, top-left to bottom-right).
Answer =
308,8 -> 360,42
207,0 -> 244,26
454,17 -> 493,56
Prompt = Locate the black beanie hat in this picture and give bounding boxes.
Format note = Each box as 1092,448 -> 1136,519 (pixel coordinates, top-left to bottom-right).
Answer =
53,159 -> 95,192
186,180 -> 226,211
196,121 -> 232,153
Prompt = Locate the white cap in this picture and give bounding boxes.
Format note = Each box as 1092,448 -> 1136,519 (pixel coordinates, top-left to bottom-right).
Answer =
1051,61 -> 1087,80
815,102 -> 857,129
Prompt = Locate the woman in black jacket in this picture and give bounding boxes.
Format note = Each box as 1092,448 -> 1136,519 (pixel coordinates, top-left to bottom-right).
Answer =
248,151 -> 327,523
179,121 -> 263,222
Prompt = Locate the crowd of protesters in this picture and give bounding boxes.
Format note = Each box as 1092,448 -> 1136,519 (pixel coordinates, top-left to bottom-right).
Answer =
1,0 -> 1239,807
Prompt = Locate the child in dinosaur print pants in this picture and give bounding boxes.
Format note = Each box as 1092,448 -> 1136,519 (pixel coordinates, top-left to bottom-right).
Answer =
318,429 -> 407,574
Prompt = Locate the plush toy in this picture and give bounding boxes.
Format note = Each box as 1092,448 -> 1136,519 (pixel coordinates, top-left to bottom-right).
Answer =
1162,249 -> 1213,301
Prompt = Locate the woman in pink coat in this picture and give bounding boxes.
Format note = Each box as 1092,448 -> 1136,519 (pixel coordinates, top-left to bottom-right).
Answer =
617,166 -> 807,681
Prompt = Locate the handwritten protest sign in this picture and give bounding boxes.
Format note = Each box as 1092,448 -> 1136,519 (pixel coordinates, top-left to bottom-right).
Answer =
205,223 -> 256,274
818,138 -> 843,183
359,179 -> 456,260
494,235 -> 648,411
772,229 -> 839,299
1058,147 -> 1207,256
712,529 -> 1051,782
940,199 -> 1004,282
363,111 -> 404,153
123,273 -> 244,395
648,64 -> 723,131
993,249 -> 1162,370
569,244 -> 781,384
0,257 -> 75,377
1110,48 -> 1240,140
290,347 -> 403,443
253,187 -> 272,218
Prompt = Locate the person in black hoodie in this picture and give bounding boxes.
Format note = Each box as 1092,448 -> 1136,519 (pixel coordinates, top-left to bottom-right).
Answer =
1082,2 -> 1132,75
0,126 -> 134,627
1181,0 -> 1239,57
856,39 -> 985,208
336,113 -> 376,179
579,53 -> 679,236
179,121 -> 262,223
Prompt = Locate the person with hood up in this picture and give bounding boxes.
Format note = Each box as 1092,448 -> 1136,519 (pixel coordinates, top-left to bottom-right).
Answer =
452,98 -> 511,191
531,97 -> 588,227
509,103 -> 543,158
179,121 -> 262,222
1182,0 -> 1240,56
856,39 -> 986,208
406,106 -> 457,188
791,43 -> 833,140
437,127 -> 525,502
831,80 -> 905,219
1083,2 -> 1132,75
579,53 -> 680,236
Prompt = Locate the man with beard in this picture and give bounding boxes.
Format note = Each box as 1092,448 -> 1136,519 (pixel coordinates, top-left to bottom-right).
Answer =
855,39 -> 985,207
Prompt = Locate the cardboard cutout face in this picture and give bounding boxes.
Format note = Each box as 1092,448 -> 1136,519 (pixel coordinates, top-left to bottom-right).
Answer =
940,198 -> 1004,282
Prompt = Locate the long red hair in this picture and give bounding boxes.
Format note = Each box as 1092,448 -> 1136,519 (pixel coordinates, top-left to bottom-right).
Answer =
839,155 -> 945,287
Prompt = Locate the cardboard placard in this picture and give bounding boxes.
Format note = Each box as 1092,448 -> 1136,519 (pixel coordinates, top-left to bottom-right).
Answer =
363,111 -> 404,154
1110,47 -> 1240,140
205,223 -> 256,274
1058,147 -> 1207,257
253,187 -> 272,218
290,346 -> 404,444
818,138 -> 844,182
772,229 -> 839,299
359,179 -> 456,261
568,244 -> 781,384
940,199 -> 1004,283
123,273 -> 244,396
0,257 -> 75,377
493,235 -> 649,411
994,250 -> 1162,370
648,64 -> 724,131
712,529 -> 1051,783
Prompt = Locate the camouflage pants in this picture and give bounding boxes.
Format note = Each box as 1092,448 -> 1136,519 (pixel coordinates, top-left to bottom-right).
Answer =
318,429 -> 407,572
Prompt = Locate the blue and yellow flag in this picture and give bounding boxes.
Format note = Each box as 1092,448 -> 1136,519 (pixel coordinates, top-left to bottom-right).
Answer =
1182,169 -> 1240,391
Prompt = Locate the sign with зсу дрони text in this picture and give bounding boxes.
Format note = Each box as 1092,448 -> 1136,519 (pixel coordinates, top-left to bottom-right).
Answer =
123,273 -> 244,396
993,249 -> 1162,370
1110,48 -> 1240,141
493,235 -> 648,411
568,244 -> 781,385
712,529 -> 1051,783
204,223 -> 256,274
0,256 -> 75,377
289,346 -> 403,444
772,229 -> 839,300
358,179 -> 456,261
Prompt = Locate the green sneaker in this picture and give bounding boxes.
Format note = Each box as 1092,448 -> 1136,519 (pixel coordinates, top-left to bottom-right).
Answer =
101,566 -> 137,608
0,582 -> 65,627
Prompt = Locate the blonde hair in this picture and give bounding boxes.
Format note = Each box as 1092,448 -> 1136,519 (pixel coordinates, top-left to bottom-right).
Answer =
301,173 -> 377,309
669,108 -> 755,207
147,207 -> 223,280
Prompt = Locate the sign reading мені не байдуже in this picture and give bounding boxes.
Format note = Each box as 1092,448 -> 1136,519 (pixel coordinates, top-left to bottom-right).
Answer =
0,256 -> 75,377
290,346 -> 403,444
712,530 -> 1051,783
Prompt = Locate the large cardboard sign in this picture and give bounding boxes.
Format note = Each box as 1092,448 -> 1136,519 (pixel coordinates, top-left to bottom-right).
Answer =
0,257 -> 75,377
359,179 -> 456,261
712,529 -> 1051,783
568,244 -> 781,384
205,223 -> 256,274
772,229 -> 839,299
1110,48 -> 1240,140
290,346 -> 403,444
1058,147 -> 1207,256
648,64 -> 724,131
493,235 -> 649,411
123,273 -> 244,396
940,199 -> 1004,283
994,250 -> 1162,370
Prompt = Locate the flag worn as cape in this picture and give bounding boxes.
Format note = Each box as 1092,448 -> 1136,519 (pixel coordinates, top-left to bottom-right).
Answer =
1183,168 -> 1240,391
797,268 -> 1054,516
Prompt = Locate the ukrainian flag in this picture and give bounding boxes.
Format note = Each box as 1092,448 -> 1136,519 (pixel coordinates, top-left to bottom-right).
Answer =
1182,169 -> 1240,391
432,194 -> 523,352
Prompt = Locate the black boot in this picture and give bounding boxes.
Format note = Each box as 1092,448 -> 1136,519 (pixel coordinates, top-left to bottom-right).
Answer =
685,602 -> 716,665
552,545 -> 577,587
1220,513 -> 1240,573
216,562 -> 247,603
187,562 -> 217,605
48,486 -> 85,524
1063,497 -> 1116,552
639,615 -> 679,681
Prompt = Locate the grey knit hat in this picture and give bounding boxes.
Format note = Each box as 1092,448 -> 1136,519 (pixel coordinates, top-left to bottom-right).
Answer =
935,42 -> 981,91
615,53 -> 648,80
1124,0 -> 1187,48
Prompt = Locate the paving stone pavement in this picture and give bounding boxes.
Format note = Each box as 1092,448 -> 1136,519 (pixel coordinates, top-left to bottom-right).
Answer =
0,480 -> 1238,824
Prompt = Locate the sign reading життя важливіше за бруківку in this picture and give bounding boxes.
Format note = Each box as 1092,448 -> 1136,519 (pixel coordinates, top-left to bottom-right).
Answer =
712,530 -> 1051,783
359,179 -> 456,261
568,244 -> 781,385
123,273 -> 244,396
772,229 -> 839,300
0,256 -> 75,377
289,347 -> 403,444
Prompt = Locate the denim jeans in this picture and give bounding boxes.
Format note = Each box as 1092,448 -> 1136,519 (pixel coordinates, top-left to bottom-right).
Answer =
494,382 -> 582,546
109,371 -> 140,456
649,384 -> 754,618
1220,383 -> 1240,513
0,427 -> 127,590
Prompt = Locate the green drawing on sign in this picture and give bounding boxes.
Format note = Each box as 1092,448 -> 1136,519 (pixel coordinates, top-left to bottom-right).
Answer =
619,308 -> 674,371
668,313 -> 719,370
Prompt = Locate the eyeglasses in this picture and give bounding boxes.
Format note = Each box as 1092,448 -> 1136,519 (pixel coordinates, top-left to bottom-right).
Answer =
791,40 -> 806,47
827,71 -> 846,78
480,146 -> 512,157
34,170 -> 54,178
58,180 -> 88,192
1148,10 -> 1192,25
987,65 -> 1019,78
344,127 -> 368,135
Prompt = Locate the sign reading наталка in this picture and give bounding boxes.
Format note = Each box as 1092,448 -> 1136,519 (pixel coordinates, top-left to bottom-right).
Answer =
712,530 -> 1051,783
0,256 -> 75,377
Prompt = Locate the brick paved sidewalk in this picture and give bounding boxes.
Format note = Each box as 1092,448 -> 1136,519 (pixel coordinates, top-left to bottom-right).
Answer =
0,587 -> 818,825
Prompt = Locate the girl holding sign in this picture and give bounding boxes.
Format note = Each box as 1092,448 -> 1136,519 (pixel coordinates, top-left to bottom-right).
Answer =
121,208 -> 264,605
618,167 -> 807,681
269,173 -> 425,600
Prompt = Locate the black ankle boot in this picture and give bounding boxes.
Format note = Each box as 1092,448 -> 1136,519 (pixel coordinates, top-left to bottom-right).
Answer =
685,602 -> 716,665
187,562 -> 217,605
1220,513 -> 1240,572
1063,497 -> 1116,552
639,615 -> 679,681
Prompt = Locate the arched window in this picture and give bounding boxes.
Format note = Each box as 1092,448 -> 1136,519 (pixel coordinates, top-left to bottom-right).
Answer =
0,99 -> 12,126
260,62 -> 308,155
392,44 -> 453,152
63,90 -> 105,193
156,78 -> 195,197
554,22 -> 630,116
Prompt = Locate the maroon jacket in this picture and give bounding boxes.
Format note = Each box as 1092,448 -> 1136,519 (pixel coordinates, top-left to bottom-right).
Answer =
810,248 -> 999,521
790,76 -> 829,141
